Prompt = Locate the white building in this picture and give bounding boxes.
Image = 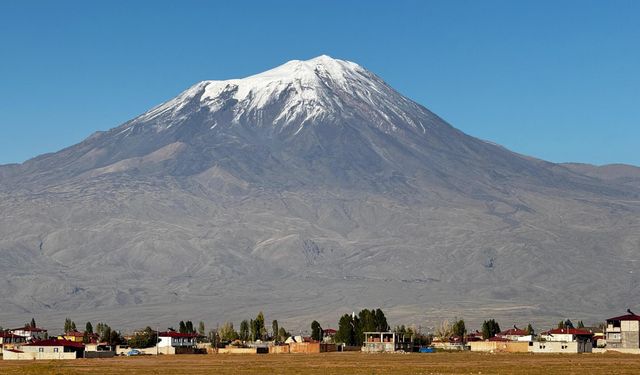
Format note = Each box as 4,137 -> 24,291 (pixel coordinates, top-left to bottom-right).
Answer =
3,339 -> 84,360
535,328 -> 593,353
605,312 -> 640,352
9,326 -> 47,341
158,331 -> 197,349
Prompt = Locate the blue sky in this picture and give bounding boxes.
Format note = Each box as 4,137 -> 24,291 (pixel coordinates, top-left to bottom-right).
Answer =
1,0 -> 638,166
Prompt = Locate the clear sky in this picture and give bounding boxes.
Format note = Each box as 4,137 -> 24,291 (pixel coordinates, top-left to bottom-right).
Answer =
1,0 -> 638,166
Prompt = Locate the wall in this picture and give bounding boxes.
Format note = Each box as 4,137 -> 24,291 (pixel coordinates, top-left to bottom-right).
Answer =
289,343 -> 337,353
621,321 -> 640,349
3,350 -> 77,360
469,341 -> 529,353
529,341 -> 592,353
269,345 -> 290,354
218,347 -> 258,354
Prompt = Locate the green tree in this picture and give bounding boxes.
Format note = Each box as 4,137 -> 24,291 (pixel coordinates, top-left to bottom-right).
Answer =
577,320 -> 585,329
30,318 -> 36,329
198,321 -> 205,336
255,312 -> 266,340
101,326 -> 112,343
526,323 -> 535,335
109,330 -> 122,346
128,327 -> 158,348
278,327 -> 288,341
218,322 -> 238,342
311,320 -> 323,341
64,318 -> 73,333
239,320 -> 250,341
85,322 -> 93,335
179,321 -> 187,334
374,308 -> 389,332
185,321 -> 194,334
481,319 -> 501,339
335,314 -> 358,346
82,331 -> 90,344
272,320 -> 279,341
452,318 -> 466,337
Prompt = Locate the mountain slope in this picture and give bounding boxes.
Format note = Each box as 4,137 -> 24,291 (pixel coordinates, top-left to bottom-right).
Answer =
1,56 -> 639,329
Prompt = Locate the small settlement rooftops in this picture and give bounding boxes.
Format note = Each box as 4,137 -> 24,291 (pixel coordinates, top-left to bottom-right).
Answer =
23,339 -> 84,348
542,328 -> 593,336
10,326 -> 47,332
498,328 -> 528,336
158,331 -> 198,338
607,314 -> 640,322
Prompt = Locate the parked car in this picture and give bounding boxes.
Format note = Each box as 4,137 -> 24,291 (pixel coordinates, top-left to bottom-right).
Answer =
126,349 -> 142,356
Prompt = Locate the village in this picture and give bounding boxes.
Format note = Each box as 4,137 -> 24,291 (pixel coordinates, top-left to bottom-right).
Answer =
2,308 -> 640,361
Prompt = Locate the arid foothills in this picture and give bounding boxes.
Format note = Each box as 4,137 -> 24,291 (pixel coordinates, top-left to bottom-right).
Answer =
1,56 -> 639,339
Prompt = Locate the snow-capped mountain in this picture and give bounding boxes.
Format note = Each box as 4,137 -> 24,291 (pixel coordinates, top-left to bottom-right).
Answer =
129,55 -> 431,135
0,56 -> 639,330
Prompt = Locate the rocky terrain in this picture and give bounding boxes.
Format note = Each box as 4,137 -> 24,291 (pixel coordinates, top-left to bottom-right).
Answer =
1,56 -> 639,330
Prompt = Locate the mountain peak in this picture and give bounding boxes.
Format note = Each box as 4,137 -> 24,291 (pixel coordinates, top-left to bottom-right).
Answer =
133,55 -> 428,135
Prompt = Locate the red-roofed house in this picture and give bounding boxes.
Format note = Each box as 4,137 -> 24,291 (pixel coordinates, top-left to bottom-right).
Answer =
532,328 -> 593,353
157,331 -> 198,354
496,327 -> 532,342
9,326 -> 47,341
606,312 -> 640,351
2,338 -> 84,360
0,332 -> 27,354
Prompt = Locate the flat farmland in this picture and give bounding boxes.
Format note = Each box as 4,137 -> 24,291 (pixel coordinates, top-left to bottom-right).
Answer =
1,352 -> 640,375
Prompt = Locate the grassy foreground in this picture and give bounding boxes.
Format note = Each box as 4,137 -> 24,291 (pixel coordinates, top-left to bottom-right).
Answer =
1,352 -> 640,375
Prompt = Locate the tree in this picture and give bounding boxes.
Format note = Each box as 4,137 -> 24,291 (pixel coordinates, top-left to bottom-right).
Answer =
255,312 -> 266,340
82,331 -> 90,344
311,320 -> 323,341
64,318 -> 74,333
128,327 -> 158,348
101,326 -> 112,343
335,314 -> 358,346
435,320 -> 453,341
185,321 -> 194,334
374,309 -> 389,332
577,320 -> 585,329
30,318 -> 36,328
208,329 -> 219,347
218,322 -> 238,342
109,330 -> 122,346
452,318 -> 466,337
278,327 -> 288,341
272,320 -> 279,341
198,321 -> 205,336
481,319 -> 501,339
85,322 -> 93,335
526,323 -> 535,335
240,320 -> 250,341
394,325 -> 407,335
179,321 -> 187,334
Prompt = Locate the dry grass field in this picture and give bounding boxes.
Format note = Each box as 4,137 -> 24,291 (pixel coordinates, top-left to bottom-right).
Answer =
1,352 -> 640,375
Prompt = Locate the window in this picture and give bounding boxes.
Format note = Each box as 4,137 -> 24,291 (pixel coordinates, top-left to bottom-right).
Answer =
54,347 -> 59,353
39,348 -> 44,352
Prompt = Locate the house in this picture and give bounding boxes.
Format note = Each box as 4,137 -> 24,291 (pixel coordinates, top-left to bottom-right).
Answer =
322,328 -> 337,343
465,330 -> 484,342
58,331 -> 94,343
9,326 -> 47,341
157,331 -> 198,354
84,342 -> 116,358
534,328 -> 593,353
496,327 -> 533,342
0,332 -> 27,354
362,332 -> 412,353
2,338 -> 84,360
605,312 -> 640,352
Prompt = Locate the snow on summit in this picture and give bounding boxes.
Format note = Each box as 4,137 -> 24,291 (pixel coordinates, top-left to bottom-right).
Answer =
129,55 -> 434,135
